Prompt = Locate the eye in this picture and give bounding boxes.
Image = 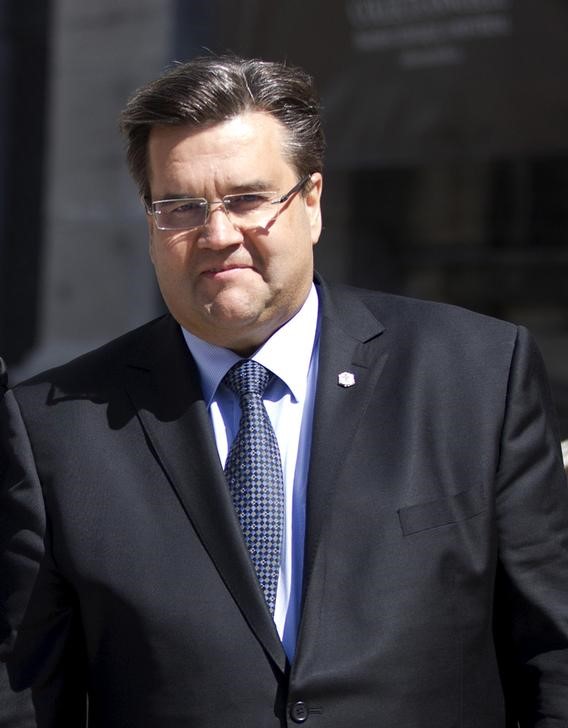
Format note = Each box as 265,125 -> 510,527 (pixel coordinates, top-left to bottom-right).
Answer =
167,199 -> 205,216
224,192 -> 273,214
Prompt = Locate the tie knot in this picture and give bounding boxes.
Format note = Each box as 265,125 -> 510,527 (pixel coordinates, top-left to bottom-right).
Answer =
223,359 -> 272,399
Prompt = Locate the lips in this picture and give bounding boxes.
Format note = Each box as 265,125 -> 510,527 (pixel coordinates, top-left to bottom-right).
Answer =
202,263 -> 254,275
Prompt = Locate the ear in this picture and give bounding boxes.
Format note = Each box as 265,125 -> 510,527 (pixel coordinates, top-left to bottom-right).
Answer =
304,173 -> 323,245
146,209 -> 156,265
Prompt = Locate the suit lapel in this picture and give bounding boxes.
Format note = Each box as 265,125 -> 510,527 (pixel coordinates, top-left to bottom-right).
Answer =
301,281 -> 388,606
124,316 -> 286,672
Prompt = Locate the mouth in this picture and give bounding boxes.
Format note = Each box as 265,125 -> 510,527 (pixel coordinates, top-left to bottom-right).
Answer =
201,263 -> 255,277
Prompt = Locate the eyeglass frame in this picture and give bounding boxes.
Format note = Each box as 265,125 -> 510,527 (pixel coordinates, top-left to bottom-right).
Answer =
145,173 -> 312,232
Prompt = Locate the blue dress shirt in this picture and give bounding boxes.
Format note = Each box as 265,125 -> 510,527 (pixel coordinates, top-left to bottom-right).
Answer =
182,285 -> 321,659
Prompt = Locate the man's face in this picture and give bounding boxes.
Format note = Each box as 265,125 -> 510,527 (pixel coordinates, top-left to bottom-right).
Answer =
146,112 -> 323,355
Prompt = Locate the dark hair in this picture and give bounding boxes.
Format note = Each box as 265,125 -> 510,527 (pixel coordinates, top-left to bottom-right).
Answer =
119,55 -> 325,200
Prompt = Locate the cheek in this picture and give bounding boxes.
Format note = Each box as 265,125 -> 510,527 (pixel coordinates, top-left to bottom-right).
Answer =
151,234 -> 195,272
271,241 -> 314,293
270,216 -> 314,269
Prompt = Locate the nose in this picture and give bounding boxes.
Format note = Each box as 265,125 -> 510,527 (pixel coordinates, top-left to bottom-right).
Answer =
197,201 -> 244,249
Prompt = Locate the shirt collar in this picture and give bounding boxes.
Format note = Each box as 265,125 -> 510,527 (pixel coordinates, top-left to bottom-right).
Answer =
182,284 -> 320,406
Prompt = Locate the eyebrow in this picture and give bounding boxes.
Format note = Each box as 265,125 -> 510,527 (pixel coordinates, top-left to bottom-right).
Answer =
155,193 -> 199,201
156,180 -> 276,201
225,180 -> 275,194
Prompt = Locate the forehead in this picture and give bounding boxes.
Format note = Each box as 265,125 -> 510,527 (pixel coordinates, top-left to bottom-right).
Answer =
147,112 -> 294,194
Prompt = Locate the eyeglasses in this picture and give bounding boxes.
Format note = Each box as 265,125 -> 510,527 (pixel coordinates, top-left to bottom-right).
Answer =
146,174 -> 312,232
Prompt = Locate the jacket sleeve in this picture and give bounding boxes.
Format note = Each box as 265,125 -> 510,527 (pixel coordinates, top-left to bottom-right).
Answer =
1,386 -> 87,727
494,326 -> 568,726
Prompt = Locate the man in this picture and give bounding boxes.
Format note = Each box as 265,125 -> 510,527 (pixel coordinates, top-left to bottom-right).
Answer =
1,56 -> 568,727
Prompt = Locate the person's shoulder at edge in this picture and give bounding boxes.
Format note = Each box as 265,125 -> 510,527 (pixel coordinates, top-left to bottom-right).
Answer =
12,313 -> 176,394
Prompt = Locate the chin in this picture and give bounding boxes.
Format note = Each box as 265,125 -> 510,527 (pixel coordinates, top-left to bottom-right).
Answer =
206,289 -> 265,321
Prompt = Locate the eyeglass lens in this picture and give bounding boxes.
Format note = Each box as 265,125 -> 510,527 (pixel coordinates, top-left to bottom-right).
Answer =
151,175 -> 310,231
154,193 -> 277,231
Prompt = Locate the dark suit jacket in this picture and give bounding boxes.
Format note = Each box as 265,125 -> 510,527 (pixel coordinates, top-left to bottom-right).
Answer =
0,359 -> 36,727
2,280 -> 568,727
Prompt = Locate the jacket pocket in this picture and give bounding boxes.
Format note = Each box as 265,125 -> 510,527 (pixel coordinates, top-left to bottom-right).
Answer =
398,486 -> 485,536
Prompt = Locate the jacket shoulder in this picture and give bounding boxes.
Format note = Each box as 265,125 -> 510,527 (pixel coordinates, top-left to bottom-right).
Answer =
329,283 -> 519,341
13,315 -> 177,398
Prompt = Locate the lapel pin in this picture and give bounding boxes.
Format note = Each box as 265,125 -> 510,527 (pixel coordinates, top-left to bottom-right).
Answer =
337,371 -> 356,388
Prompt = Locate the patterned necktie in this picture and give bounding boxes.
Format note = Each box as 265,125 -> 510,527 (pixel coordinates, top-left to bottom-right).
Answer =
223,360 -> 285,614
